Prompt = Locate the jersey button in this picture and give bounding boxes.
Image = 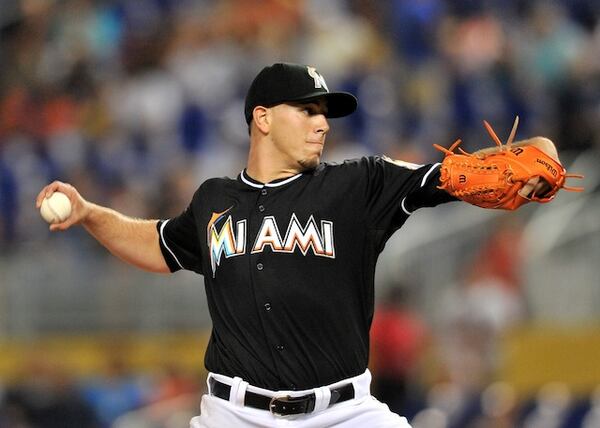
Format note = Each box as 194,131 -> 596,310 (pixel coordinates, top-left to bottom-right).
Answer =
257,263 -> 264,271
261,189 -> 268,196
264,303 -> 271,311
258,205 -> 265,212
275,345 -> 284,351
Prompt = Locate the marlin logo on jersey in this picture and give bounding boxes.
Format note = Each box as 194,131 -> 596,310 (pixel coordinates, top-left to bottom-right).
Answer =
207,210 -> 335,276
207,208 -> 247,277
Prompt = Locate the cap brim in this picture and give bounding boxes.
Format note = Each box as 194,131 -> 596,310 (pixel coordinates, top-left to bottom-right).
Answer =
288,91 -> 358,119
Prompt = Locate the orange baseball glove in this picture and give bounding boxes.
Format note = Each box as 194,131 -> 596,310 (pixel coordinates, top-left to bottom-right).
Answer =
434,118 -> 583,210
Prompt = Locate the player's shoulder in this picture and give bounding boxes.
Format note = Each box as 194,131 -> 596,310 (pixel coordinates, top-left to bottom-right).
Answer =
201,175 -> 238,187
192,175 -> 238,199
311,157 -> 367,179
316,156 -> 373,172
316,155 -> 425,174
377,155 -> 424,170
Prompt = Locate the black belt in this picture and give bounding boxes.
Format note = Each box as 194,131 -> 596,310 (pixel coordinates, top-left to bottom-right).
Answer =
208,377 -> 355,416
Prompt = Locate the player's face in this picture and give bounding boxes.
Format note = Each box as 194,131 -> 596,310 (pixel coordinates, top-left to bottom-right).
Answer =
269,99 -> 330,170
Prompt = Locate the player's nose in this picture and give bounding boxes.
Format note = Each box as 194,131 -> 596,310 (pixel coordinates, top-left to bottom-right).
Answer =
315,115 -> 330,135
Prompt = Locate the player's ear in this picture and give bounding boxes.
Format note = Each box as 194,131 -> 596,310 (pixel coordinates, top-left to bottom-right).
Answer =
253,106 -> 270,134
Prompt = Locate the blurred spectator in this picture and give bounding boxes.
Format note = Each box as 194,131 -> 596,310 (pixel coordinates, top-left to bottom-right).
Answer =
370,284 -> 429,416
519,382 -> 573,428
435,217 -> 527,403
467,216 -> 526,303
411,380 -> 518,428
0,357 -> 99,428
80,356 -> 147,428
582,385 -> 600,428
108,364 -> 201,428
149,364 -> 200,404
0,156 -> 18,248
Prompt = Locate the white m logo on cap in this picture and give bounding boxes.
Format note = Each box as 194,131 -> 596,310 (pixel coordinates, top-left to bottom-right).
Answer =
307,66 -> 329,92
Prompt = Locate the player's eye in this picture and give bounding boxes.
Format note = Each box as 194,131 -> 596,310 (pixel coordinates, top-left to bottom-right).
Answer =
303,105 -> 323,116
296,103 -> 326,116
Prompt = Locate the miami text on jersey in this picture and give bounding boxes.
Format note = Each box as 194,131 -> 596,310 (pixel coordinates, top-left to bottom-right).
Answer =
207,210 -> 335,277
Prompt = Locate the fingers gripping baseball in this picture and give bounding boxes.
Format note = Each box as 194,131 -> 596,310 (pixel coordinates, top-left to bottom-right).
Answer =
36,181 -> 90,231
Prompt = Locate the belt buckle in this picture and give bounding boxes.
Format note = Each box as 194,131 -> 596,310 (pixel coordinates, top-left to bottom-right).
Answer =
269,394 -> 310,417
269,395 -> 291,417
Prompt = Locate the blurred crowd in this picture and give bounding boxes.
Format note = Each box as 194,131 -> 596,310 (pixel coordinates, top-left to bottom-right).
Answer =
0,355 -> 202,427
369,217 -> 531,427
1,0 -> 599,426
0,0 -> 599,250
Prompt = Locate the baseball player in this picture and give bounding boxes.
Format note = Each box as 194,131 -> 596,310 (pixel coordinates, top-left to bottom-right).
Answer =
36,63 -> 579,427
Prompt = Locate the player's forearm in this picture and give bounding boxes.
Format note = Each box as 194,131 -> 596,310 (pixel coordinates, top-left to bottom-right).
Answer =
82,203 -> 170,273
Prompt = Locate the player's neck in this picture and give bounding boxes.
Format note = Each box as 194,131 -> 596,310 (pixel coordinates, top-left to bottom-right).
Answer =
247,140 -> 302,184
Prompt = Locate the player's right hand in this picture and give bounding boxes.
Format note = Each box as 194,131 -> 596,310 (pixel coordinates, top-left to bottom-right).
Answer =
35,181 -> 91,231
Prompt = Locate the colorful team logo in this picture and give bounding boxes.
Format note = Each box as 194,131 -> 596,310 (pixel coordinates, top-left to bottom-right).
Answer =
207,209 -> 335,277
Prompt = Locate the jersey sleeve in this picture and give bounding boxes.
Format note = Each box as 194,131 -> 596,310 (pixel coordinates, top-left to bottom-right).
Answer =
157,194 -> 204,274
402,164 -> 458,212
359,156 -> 456,232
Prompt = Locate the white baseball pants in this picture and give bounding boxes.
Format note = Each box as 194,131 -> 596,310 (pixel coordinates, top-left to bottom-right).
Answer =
189,369 -> 411,428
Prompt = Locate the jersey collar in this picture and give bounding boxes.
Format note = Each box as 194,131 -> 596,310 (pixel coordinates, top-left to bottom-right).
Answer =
239,169 -> 303,188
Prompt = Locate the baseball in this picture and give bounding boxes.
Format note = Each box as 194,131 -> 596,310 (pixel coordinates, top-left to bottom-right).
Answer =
40,192 -> 72,224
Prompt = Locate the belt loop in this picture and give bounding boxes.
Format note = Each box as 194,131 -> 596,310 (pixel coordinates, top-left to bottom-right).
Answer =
236,379 -> 249,406
312,386 -> 331,413
229,376 -> 248,406
352,369 -> 371,400
206,373 -> 214,395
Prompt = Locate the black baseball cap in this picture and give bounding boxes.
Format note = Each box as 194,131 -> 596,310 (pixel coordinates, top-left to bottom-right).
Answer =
244,63 -> 358,124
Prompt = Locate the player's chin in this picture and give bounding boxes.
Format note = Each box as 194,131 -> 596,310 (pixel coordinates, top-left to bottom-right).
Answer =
298,155 -> 320,170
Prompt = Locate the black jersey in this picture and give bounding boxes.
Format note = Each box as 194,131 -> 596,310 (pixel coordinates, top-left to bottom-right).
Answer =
157,156 -> 454,390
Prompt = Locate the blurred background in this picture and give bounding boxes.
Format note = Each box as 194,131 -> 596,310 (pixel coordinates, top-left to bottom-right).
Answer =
0,0 -> 598,427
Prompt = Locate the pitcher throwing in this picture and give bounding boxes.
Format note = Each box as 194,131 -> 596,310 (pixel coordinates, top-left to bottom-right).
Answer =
36,63 -> 581,428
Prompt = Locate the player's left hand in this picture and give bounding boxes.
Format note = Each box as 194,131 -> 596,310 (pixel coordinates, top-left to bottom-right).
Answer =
433,117 -> 584,210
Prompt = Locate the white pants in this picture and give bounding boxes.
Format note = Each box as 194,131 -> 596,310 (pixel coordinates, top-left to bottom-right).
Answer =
190,369 -> 411,428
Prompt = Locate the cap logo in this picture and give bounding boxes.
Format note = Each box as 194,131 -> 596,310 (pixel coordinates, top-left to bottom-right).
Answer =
307,66 -> 329,92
